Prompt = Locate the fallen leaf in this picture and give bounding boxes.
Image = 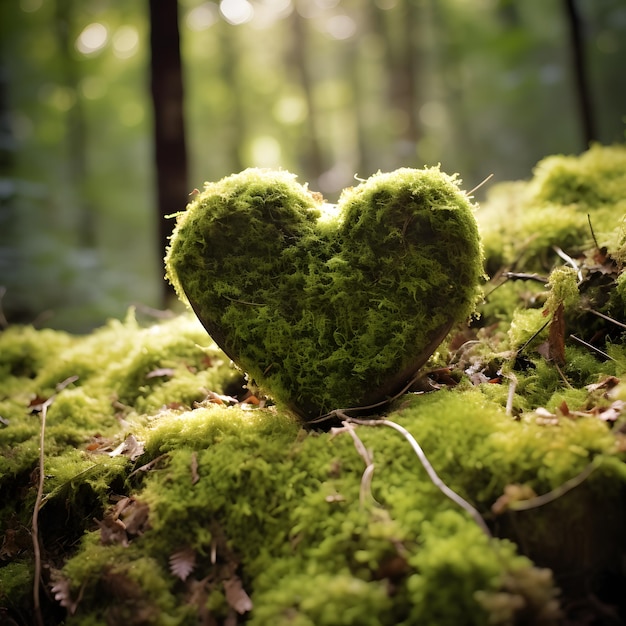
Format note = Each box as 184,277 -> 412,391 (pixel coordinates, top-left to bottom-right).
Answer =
169,547 -> 196,581
548,302 -> 566,366
50,570 -> 79,614
96,515 -> 129,546
586,376 -> 621,393
146,367 -> 176,379
108,434 -> 145,461
223,575 -> 253,614
492,483 -> 537,515
597,400 -> 625,422
120,498 -> 150,536
97,497 -> 150,545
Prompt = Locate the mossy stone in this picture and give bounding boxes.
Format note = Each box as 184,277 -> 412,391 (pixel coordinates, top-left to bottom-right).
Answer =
165,167 -> 483,419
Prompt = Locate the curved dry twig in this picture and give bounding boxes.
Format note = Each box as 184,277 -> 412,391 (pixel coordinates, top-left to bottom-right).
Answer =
345,415 -> 492,538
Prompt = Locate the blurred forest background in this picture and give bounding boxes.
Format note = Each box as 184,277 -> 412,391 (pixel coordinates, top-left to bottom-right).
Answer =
0,0 -> 625,332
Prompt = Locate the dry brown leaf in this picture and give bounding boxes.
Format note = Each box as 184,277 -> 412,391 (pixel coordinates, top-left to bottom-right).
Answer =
50,570 -> 79,614
169,547 -> 197,581
548,302 -> 566,366
492,483 -> 538,515
108,434 -> 145,461
223,575 -> 253,614
586,376 -> 621,393
146,367 -> 176,379
597,400 -> 625,422
120,498 -> 150,536
96,515 -> 129,546
97,497 -> 150,545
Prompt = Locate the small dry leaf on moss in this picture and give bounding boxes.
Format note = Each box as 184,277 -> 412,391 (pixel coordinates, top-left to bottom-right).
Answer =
169,547 -> 197,581
50,570 -> 79,615
533,400 -> 624,423
97,496 -> 150,545
586,376 -> 621,393
223,575 -> 253,614
492,484 -> 538,515
108,434 -> 145,461
146,367 -> 176,379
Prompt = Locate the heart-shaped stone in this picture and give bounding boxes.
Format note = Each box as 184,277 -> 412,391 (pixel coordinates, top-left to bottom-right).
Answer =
165,167 -> 483,421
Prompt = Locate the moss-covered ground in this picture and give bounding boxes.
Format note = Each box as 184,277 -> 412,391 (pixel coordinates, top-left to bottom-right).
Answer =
2,145 -> 626,625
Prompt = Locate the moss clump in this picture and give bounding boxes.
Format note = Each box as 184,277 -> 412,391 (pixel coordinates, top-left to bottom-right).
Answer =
478,144 -> 626,274
3,148 -> 626,625
166,167 -> 483,419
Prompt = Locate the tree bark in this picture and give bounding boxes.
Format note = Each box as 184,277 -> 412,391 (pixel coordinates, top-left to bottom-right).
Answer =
562,0 -> 597,147
148,0 -> 189,305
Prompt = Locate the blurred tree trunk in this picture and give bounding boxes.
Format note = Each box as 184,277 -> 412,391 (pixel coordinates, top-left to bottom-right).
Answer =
55,0 -> 95,247
373,1 -> 421,163
288,10 -> 323,182
218,23 -> 245,173
562,0 -> 597,147
148,0 -> 188,305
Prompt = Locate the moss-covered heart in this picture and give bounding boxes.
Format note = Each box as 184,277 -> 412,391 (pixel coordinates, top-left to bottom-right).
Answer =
165,167 -> 483,420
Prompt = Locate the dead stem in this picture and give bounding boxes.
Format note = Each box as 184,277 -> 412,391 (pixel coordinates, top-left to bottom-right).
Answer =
585,308 -> 626,330
330,421 -> 377,507
345,415 -> 492,539
32,397 -> 54,626
570,335 -> 615,361
467,173 -> 494,196
587,214 -> 600,251
554,362 -> 574,389
553,246 -> 583,283
509,462 -> 595,511
505,374 -> 518,417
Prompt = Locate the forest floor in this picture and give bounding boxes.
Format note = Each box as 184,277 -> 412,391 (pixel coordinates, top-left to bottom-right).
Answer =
1,144 -> 626,626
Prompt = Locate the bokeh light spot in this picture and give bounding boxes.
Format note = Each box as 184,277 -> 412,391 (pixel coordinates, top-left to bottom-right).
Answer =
76,23 -> 108,55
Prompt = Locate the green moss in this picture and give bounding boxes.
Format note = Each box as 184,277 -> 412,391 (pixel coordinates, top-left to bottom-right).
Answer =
2,151 -> 626,625
0,560 -> 33,607
545,266 -> 580,314
478,144 -> 626,273
165,167 -> 483,419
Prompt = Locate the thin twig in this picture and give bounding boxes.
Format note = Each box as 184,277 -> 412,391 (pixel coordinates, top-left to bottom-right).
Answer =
585,308 -> 626,330
308,375 -> 427,425
569,334 -> 615,361
517,318 -> 551,355
503,272 -> 548,283
554,362 -> 574,389
222,295 -> 266,307
467,173 -> 494,196
509,462 -> 595,511
587,214 -> 600,251
553,246 -> 583,283
505,374 -> 517,417
32,397 -> 54,626
331,421 -> 377,507
345,416 -> 492,538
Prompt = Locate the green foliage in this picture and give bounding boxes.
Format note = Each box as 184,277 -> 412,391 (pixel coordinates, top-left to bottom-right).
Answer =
2,146 -> 626,624
478,144 -> 626,273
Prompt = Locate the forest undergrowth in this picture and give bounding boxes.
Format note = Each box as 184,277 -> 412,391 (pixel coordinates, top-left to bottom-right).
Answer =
1,144 -> 626,625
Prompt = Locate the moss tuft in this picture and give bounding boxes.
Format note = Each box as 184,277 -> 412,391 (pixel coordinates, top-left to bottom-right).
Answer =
165,167 -> 483,418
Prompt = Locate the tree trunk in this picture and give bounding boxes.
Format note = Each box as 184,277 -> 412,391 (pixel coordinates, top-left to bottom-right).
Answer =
148,0 -> 189,305
55,0 -> 95,247
288,10 -> 324,183
562,0 -> 597,147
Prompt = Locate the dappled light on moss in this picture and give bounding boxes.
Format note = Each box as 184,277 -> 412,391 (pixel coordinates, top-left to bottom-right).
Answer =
2,148 -> 626,624
165,166 -> 484,419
